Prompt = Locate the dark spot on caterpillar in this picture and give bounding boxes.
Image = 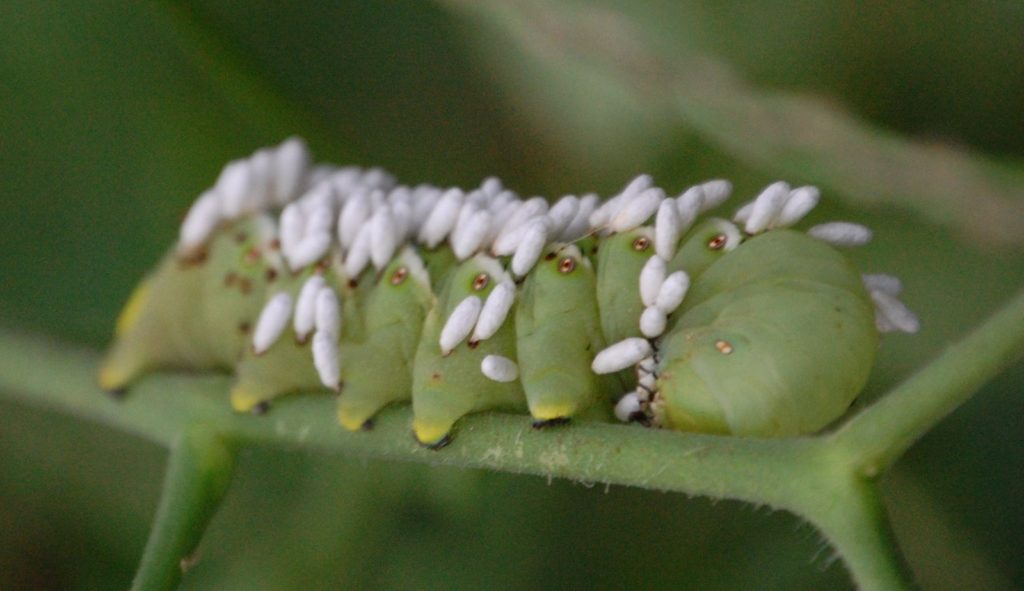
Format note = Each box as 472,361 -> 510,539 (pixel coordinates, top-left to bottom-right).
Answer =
268,238 -> 281,251
707,234 -> 727,250
224,272 -> 238,287
467,339 -> 480,349
544,252 -> 557,261
178,249 -> 208,267
472,273 -> 490,291
265,268 -> 278,283
238,278 -> 253,295
234,231 -> 248,244
348,278 -> 359,289
532,417 -> 571,430
315,259 -> 330,273
558,257 -> 576,274
244,248 -> 261,264
632,236 -> 650,251
419,433 -> 452,450
628,411 -> 651,426
714,340 -> 733,354
238,322 -> 251,335
390,266 -> 408,285
250,401 -> 270,416
430,371 -> 442,381
105,387 -> 127,401
360,419 -> 374,431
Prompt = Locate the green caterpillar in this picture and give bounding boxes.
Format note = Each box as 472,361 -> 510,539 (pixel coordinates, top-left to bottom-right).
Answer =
100,140 -> 918,447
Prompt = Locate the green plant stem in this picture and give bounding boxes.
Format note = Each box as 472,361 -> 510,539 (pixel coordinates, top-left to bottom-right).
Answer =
132,427 -> 237,591
0,333 -> 905,590
829,288 -> 1024,476
4,284 -> 1024,590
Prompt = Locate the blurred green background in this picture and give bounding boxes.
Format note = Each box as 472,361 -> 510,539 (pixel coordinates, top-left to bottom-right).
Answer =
1,1 -> 1022,589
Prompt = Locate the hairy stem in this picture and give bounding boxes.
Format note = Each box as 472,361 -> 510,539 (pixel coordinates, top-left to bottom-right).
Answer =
810,478 -> 913,591
0,329 -> 915,589
132,427 -> 237,591
829,288 -> 1024,475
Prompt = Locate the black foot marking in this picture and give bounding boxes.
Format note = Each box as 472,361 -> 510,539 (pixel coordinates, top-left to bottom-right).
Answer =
417,433 -> 452,451
104,388 -> 127,401
250,401 -> 270,416
360,419 -> 374,432
628,411 -> 652,426
532,417 -> 571,430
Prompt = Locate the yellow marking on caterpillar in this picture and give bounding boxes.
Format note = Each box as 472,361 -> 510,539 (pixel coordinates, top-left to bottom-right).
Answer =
98,362 -> 130,392
337,408 -> 368,432
529,403 -> 575,421
114,280 -> 152,337
412,418 -> 453,447
229,386 -> 263,413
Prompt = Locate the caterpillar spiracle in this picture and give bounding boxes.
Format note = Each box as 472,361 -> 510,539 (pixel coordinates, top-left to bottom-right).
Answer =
99,138 -> 919,448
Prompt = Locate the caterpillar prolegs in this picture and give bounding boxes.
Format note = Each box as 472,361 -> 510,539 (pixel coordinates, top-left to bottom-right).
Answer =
99,138 -> 919,447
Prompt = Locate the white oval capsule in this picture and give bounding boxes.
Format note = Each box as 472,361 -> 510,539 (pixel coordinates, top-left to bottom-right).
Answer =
178,190 -> 221,254
216,159 -> 254,218
369,206 -> 398,270
675,185 -> 705,231
439,295 -> 482,355
591,338 -> 653,374
293,275 -> 326,342
773,186 -> 820,228
655,199 -> 682,260
610,187 -> 664,232
417,188 -> 464,247
343,224 -> 373,278
870,291 -> 920,334
481,355 -> 519,382
745,181 -> 790,234
547,195 -> 580,237
511,219 -> 550,278
286,231 -> 332,271
252,293 -> 293,355
279,203 -> 305,255
639,255 -> 667,307
337,192 -> 371,249
272,137 -> 311,205
614,392 -> 643,423
452,210 -> 493,260
698,179 -> 733,211
639,306 -> 667,338
561,193 -> 599,241
655,271 -> 690,314
862,273 -> 903,296
312,331 -> 340,390
471,280 -> 516,342
807,222 -> 873,246
315,287 -> 341,339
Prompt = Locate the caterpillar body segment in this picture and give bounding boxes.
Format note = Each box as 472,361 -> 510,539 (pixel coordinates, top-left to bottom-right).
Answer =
411,256 -> 526,446
515,244 -> 616,424
594,228 -> 654,350
665,218 -> 742,280
100,218 -> 278,393
337,249 -> 434,431
654,230 -> 878,436
101,139 -> 920,446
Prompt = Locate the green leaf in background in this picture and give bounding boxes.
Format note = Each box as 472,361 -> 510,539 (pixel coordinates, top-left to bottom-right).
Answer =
0,1 -> 1021,589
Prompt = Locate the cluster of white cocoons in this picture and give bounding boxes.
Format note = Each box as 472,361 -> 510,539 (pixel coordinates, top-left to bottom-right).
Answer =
178,139 -> 916,399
